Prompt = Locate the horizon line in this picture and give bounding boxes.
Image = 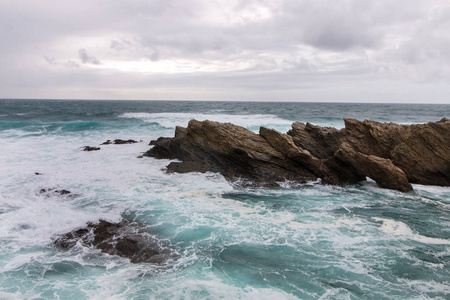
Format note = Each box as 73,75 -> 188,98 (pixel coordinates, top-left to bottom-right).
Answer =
1,98 -> 449,105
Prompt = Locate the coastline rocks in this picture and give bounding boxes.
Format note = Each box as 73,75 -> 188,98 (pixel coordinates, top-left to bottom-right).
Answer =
145,118 -> 450,192
53,219 -> 170,264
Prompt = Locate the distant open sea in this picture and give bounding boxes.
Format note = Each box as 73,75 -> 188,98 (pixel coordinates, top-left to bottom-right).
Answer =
0,99 -> 449,299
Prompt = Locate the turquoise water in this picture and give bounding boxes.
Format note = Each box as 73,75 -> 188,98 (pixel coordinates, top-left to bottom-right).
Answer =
0,99 -> 449,299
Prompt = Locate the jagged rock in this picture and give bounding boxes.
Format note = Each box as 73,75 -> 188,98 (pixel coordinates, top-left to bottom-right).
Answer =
287,122 -> 342,159
341,118 -> 450,186
145,118 -> 450,192
53,219 -> 171,264
147,120 -> 317,187
83,146 -> 100,151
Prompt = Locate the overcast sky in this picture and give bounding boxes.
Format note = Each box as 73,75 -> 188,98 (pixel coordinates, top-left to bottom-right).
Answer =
1,0 -> 450,103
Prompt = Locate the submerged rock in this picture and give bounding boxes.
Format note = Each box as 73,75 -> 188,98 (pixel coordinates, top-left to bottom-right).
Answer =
145,118 -> 450,192
53,219 -> 170,264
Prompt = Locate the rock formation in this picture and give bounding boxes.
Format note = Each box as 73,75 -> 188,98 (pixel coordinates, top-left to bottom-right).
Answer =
144,118 -> 450,192
53,219 -> 171,264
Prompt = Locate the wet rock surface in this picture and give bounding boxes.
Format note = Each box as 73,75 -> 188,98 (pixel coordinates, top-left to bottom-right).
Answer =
145,118 -> 450,192
53,219 -> 171,264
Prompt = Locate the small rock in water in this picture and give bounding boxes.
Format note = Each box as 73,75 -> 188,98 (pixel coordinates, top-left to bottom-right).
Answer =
53,219 -> 171,264
102,139 -> 138,145
113,139 -> 138,144
83,146 -> 101,151
39,188 -> 74,197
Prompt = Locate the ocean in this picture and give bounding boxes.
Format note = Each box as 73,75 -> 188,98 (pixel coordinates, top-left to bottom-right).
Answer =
0,99 -> 449,300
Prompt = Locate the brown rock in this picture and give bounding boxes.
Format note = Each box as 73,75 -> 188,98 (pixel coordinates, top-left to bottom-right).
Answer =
342,118 -> 450,186
287,122 -> 342,159
145,118 -> 450,192
146,120 -> 317,187
335,143 -> 412,192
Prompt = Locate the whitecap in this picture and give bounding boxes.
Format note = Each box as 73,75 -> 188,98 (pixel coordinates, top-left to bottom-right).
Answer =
372,217 -> 450,245
119,112 -> 293,131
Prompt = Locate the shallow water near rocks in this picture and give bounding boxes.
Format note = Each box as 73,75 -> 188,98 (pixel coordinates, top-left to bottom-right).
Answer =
0,100 -> 449,299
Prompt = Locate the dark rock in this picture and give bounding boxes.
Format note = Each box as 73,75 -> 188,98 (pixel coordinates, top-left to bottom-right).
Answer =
39,188 -> 74,197
102,139 -> 138,145
83,146 -> 100,151
113,139 -> 138,144
53,219 -> 171,264
145,118 -> 450,192
35,172 -> 42,175
57,189 -> 71,195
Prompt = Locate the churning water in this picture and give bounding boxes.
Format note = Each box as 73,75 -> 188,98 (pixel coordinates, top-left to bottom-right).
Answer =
0,100 -> 449,299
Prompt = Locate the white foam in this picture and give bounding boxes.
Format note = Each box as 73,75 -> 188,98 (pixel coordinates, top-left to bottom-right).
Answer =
373,217 -> 450,245
119,112 -> 293,130
0,291 -> 25,300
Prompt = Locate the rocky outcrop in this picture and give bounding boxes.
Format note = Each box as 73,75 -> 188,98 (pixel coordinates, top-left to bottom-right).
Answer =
53,219 -> 171,264
145,118 -> 450,192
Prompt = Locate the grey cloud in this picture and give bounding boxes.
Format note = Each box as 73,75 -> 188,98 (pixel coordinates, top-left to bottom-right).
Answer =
79,49 -> 101,65
110,39 -> 132,51
65,60 -> 80,68
44,56 -> 55,64
374,4 -> 450,82
44,56 -> 79,68
272,1 -> 389,51
282,58 -> 317,72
